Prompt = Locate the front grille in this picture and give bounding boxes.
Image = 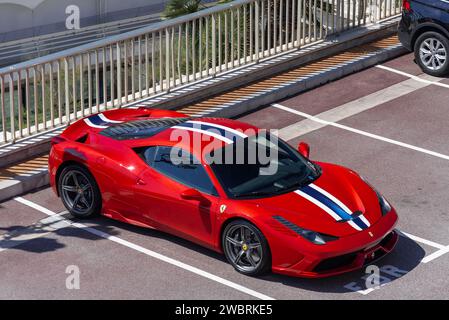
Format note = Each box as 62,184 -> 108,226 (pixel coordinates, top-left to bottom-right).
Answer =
313,252 -> 358,273
379,231 -> 394,247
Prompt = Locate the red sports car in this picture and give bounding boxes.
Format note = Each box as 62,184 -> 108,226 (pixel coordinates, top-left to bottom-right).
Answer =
49,107 -> 398,278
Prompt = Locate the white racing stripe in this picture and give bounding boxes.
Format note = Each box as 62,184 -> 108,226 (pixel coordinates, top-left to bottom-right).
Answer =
98,113 -> 123,124
171,125 -> 234,144
294,190 -> 343,222
272,103 -> 449,161
13,197 -> 274,301
187,120 -> 249,138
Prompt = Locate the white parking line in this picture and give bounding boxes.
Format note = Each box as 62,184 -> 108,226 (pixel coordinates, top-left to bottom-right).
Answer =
422,246 -> 449,263
376,65 -> 449,89
398,231 -> 446,250
13,197 -> 274,301
272,103 -> 449,161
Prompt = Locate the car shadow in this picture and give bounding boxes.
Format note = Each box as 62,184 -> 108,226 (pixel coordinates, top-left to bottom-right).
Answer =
256,234 -> 426,293
1,206 -> 426,295
67,215 -> 426,294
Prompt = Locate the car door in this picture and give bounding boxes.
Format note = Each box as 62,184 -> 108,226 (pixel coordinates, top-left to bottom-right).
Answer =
135,146 -> 220,248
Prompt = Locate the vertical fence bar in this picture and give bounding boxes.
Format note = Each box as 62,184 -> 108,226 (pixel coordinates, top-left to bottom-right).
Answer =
218,15 -> 222,71
124,41 -> 129,101
206,17 -> 210,74
250,2 -> 254,61
117,43 -> 122,106
166,29 -> 171,89
199,19 -> 204,76
49,63 -> 54,127
9,75 -> 15,142
138,37 -> 142,98
212,15 -> 217,75
243,6 -> 247,61
268,1 -> 272,53
102,48 -> 107,109
291,0 -> 296,46
231,11 -> 235,67
192,20 -> 197,79
131,40 -> 135,99
145,35 -> 150,94
177,26 -> 182,84
0,76 -> 6,143
159,30 -> 164,90
95,52 -> 100,111
108,46 -> 114,106
80,55 -> 85,117
279,0 -> 283,50
151,33 -> 156,92
17,71 -> 23,137
25,69 -> 31,135
64,60 -> 69,124
296,0 -> 301,47
185,23 -> 190,81
87,54 -> 92,114
41,65 -> 47,130
255,1 -> 260,60
285,0 -> 290,47
57,62 -> 62,124
171,27 -> 175,86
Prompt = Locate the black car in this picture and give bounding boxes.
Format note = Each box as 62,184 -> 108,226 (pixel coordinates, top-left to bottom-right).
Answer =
399,0 -> 449,76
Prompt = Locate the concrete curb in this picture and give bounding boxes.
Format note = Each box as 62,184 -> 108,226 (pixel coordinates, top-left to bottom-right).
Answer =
207,46 -> 408,119
0,171 -> 49,202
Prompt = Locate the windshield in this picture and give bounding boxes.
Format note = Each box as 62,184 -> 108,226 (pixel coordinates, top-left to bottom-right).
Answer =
206,131 -> 321,199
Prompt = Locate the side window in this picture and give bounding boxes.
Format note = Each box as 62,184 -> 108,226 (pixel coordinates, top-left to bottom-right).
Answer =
146,146 -> 217,196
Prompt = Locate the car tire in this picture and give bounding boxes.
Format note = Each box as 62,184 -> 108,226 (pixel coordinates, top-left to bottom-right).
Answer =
58,164 -> 102,219
222,220 -> 271,276
414,31 -> 449,77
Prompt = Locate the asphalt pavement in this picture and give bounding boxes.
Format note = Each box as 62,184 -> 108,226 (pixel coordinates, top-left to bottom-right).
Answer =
1,52 -> 449,299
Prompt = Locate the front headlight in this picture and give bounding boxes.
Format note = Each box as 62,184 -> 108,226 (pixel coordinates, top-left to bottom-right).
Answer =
273,216 -> 338,245
360,175 -> 392,216
377,192 -> 392,216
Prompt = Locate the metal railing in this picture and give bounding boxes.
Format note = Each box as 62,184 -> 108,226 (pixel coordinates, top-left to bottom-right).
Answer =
0,0 -> 401,145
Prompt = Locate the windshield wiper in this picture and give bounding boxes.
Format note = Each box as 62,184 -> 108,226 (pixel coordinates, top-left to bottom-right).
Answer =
233,190 -> 277,198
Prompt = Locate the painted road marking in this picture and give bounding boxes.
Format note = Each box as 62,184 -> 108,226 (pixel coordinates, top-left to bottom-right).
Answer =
376,65 -> 449,89
398,230 -> 446,250
13,197 -> 274,301
422,245 -> 449,263
272,103 -> 449,162
276,73 -> 443,141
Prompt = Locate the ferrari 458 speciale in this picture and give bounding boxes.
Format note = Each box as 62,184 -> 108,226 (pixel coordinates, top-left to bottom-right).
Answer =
49,107 -> 398,278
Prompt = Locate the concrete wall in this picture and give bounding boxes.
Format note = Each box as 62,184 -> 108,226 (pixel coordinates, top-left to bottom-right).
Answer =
0,0 -> 168,41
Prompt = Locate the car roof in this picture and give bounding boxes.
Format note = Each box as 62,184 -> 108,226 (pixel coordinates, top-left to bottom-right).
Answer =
120,117 -> 261,158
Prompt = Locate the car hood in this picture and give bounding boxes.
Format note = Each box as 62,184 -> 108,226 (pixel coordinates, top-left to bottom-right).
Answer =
243,162 -> 382,237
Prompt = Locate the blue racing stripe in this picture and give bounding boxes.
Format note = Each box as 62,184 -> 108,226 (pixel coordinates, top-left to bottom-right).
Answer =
351,217 -> 369,230
300,185 -> 369,229
88,115 -> 109,127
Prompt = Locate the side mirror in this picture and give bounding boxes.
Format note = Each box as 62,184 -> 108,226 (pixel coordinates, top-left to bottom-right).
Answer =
298,142 -> 310,158
180,188 -> 204,201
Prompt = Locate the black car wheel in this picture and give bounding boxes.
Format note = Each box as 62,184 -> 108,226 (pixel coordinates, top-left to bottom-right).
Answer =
222,220 -> 271,276
415,31 -> 449,77
58,165 -> 101,218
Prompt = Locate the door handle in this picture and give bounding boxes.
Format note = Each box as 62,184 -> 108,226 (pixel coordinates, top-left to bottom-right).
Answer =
137,178 -> 146,185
